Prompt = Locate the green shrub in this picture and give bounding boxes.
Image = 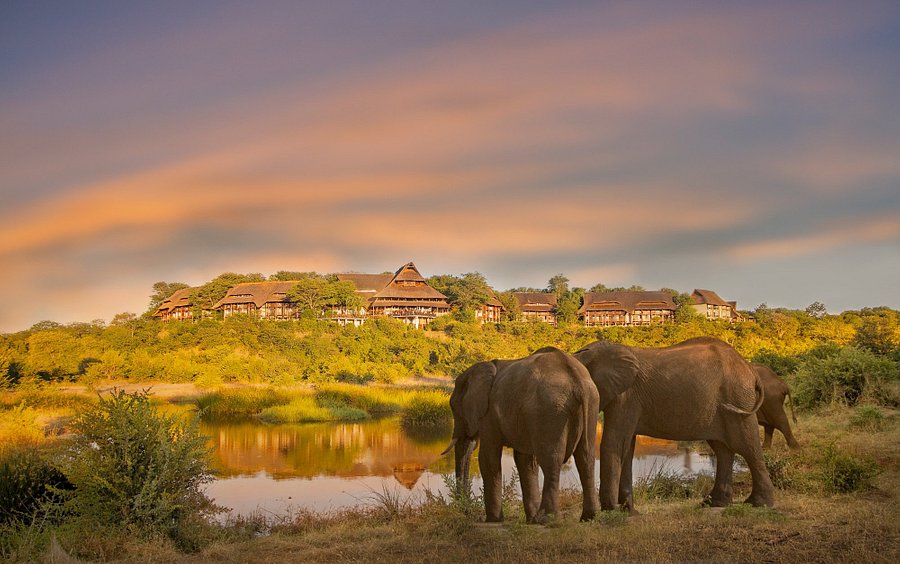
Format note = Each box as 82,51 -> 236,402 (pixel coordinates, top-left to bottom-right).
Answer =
195,387 -> 295,418
0,446 -> 71,525
59,389 -> 217,540
817,444 -> 878,494
791,346 -> 899,409
849,405 -> 886,432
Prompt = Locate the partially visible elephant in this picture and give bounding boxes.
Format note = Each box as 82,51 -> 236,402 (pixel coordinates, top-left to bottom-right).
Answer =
752,363 -> 800,450
444,346 -> 599,523
574,337 -> 775,512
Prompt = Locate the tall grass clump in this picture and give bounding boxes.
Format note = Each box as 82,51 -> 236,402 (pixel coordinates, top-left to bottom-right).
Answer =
258,395 -> 368,423
59,389 -> 218,543
633,462 -> 711,502
849,405 -> 887,432
399,390 -> 451,427
195,387 -> 298,418
791,346 -> 899,410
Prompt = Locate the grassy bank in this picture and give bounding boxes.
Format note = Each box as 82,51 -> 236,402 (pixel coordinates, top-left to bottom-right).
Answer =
3,405 -> 896,562
194,383 -> 452,426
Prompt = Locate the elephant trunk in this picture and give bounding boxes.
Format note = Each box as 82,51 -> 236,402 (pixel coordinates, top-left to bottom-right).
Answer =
454,439 -> 477,497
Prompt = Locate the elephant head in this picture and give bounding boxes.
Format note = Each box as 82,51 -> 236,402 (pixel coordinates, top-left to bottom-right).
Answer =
573,341 -> 641,410
445,360 -> 497,492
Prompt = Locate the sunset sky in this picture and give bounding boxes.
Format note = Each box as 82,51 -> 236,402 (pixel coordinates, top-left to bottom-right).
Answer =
2,0 -> 899,332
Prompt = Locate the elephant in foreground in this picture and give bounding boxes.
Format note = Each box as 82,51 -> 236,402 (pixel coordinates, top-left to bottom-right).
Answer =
752,363 -> 800,450
574,337 -> 775,512
444,347 -> 599,523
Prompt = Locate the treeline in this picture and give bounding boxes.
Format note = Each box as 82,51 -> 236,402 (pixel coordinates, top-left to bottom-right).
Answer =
2,303 -> 898,408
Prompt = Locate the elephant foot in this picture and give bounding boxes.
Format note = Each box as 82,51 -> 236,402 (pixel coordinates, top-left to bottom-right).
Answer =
579,511 -> 596,522
744,493 -> 775,508
528,512 -> 554,525
485,514 -> 505,523
701,495 -> 731,508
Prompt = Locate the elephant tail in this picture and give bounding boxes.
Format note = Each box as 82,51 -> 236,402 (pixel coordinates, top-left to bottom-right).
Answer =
722,374 -> 765,416
786,390 -> 797,424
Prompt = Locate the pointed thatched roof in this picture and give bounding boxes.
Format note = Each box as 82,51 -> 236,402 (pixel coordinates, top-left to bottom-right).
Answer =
691,289 -> 730,307
153,287 -> 195,316
371,262 -> 449,302
579,291 -> 676,314
212,281 -> 298,309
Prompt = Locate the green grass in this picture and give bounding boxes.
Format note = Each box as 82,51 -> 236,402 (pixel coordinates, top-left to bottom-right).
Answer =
194,384 -> 450,425
258,396 -> 369,424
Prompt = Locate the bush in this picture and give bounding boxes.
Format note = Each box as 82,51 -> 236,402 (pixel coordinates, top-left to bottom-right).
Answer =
790,346 -> 899,409
817,444 -> 878,494
633,462 -> 710,502
59,390 -> 217,541
849,405 -> 886,432
0,447 -> 71,526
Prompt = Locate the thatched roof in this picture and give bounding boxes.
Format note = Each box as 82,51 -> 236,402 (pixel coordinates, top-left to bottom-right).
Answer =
512,292 -> 557,312
335,273 -> 393,294
212,281 -> 298,309
579,291 -> 676,313
371,262 -> 449,302
691,289 -> 730,307
153,287 -> 195,316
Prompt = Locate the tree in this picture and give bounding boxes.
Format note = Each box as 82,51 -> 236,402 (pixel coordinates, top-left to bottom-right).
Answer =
555,287 -> 584,325
497,291 -> 522,322
428,272 -> 493,314
148,282 -> 190,313
805,301 -> 827,319
547,274 -> 569,299
672,292 -> 701,323
269,271 -> 318,282
287,274 -> 331,314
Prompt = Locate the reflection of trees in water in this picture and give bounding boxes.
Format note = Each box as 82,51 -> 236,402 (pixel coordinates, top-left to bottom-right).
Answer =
402,422 -> 452,447
201,417 -> 452,480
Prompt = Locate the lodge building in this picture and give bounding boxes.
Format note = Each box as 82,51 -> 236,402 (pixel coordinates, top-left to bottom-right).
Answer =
153,261 -> 742,328
579,291 -> 677,327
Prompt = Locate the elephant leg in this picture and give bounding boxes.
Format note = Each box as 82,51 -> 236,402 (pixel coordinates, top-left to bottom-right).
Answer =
735,439 -> 776,507
617,435 -> 637,514
762,425 -> 774,449
782,426 -> 801,450
480,438 -> 505,522
599,409 -> 639,511
573,429 -> 598,521
706,440 -> 734,507
514,450 -> 540,522
534,453 -> 563,523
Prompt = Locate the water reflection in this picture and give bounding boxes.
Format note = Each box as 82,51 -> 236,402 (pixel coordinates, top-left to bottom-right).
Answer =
201,417 -> 715,516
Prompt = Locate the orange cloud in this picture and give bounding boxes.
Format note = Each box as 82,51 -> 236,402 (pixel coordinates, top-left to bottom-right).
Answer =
728,213 -> 900,260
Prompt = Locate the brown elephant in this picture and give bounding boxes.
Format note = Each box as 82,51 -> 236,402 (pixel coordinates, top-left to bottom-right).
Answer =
444,346 -> 599,523
574,337 -> 775,512
752,363 -> 800,449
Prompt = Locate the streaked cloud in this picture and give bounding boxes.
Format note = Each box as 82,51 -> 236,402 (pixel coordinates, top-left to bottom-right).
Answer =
1,0 -> 899,331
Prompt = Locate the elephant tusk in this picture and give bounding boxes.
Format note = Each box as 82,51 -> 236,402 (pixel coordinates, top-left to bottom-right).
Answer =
440,438 -> 457,456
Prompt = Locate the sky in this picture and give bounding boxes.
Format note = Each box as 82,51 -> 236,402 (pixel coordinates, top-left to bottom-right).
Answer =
1,0 -> 899,332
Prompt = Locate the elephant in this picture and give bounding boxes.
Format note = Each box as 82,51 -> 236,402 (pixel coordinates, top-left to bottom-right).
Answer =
443,346 -> 599,523
752,363 -> 800,450
574,336 -> 775,512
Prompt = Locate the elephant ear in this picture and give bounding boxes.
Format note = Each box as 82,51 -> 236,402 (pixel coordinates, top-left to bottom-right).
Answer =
457,361 -> 497,438
575,343 -> 640,409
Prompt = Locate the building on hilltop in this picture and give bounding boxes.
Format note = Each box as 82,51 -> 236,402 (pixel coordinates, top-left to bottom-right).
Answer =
512,292 -> 557,324
213,281 -> 300,320
691,289 -> 743,323
475,291 -> 505,324
366,262 -> 450,329
579,291 -> 676,326
333,273 -> 394,326
153,287 -> 196,321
